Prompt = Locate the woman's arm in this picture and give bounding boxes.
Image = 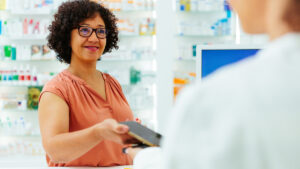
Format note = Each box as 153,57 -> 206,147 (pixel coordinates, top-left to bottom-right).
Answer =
38,92 -> 129,163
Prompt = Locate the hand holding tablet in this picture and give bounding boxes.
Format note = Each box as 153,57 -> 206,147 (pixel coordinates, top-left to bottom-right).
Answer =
120,121 -> 162,147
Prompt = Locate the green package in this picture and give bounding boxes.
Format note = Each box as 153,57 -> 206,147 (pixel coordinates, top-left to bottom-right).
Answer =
4,45 -> 11,59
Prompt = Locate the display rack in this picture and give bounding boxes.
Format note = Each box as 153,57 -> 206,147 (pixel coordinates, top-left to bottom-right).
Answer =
172,0 -> 235,98
171,0 -> 268,101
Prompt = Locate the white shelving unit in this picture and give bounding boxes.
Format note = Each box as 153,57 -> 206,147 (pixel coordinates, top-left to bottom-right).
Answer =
170,1 -> 269,118
171,0 -> 236,104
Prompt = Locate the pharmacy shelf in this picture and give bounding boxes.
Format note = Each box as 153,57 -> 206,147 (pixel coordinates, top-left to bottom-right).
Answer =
2,36 -> 47,40
174,60 -> 196,72
120,82 -> 156,88
121,82 -> 156,87
101,58 -> 155,62
176,34 -> 233,38
114,10 -> 154,12
3,10 -> 155,20
176,58 -> 196,61
1,58 -> 155,62
0,84 -> 43,87
0,81 -> 155,88
175,10 -> 226,14
0,36 -> 48,42
0,59 -> 56,62
0,84 -> 154,88
5,9 -> 154,15
119,34 -> 155,38
0,109 -> 38,113
114,10 -> 155,17
0,135 -> 41,138
5,10 -> 53,16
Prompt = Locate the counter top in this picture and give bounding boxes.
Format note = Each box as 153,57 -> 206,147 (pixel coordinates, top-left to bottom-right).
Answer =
0,156 -> 132,168
0,167 -> 132,169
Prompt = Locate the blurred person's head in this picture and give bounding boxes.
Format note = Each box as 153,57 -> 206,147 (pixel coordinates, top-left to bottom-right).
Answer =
47,0 -> 119,64
228,0 -> 300,39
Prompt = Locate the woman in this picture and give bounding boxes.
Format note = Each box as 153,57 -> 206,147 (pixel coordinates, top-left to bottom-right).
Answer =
38,0 -> 134,167
126,0 -> 300,169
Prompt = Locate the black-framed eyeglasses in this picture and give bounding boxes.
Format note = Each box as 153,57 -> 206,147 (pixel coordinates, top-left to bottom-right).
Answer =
77,26 -> 107,39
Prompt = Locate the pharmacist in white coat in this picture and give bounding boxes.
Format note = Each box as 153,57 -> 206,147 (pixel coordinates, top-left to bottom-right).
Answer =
124,0 -> 300,169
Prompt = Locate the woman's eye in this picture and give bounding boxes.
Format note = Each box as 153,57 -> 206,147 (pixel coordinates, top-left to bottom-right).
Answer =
97,29 -> 106,34
81,28 -> 90,34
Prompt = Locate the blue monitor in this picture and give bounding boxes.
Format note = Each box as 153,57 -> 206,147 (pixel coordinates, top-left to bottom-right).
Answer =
196,46 -> 260,79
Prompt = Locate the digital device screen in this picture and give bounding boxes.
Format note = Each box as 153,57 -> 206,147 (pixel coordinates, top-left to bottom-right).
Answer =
202,49 -> 259,78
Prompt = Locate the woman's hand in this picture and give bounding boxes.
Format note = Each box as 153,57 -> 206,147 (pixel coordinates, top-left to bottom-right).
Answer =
94,119 -> 133,144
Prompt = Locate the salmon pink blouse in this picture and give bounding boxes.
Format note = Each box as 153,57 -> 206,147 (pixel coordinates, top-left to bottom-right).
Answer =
39,69 -> 134,167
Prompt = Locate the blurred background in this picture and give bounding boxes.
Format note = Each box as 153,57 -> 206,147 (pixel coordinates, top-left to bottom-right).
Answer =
0,0 -> 267,167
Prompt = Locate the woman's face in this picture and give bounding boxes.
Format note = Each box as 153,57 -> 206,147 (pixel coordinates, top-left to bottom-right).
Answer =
228,0 -> 268,34
70,13 -> 106,63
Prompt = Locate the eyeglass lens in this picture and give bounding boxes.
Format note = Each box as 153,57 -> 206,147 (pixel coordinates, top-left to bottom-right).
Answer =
78,26 -> 106,38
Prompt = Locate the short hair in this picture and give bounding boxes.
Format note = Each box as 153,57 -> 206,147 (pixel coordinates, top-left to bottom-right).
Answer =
283,0 -> 300,31
47,0 -> 119,64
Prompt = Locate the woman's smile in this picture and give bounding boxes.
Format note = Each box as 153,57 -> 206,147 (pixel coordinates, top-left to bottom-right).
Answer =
84,45 -> 99,52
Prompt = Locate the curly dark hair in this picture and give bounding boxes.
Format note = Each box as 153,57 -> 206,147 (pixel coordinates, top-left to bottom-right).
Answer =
47,0 -> 119,64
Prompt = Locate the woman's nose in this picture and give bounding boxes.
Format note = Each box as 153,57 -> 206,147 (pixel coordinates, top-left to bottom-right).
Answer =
88,31 -> 99,41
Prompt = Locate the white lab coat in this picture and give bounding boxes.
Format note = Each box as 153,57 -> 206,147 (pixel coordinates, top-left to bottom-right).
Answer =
133,33 -> 300,169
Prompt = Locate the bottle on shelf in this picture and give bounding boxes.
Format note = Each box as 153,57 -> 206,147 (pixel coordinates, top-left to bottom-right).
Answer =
147,18 -> 155,35
11,45 -> 17,61
139,20 -> 147,36
31,67 -> 38,86
18,65 -> 25,86
2,20 -> 8,36
12,66 -> 19,85
1,70 -> 5,84
7,69 -> 13,85
23,18 -> 28,35
24,64 -> 31,86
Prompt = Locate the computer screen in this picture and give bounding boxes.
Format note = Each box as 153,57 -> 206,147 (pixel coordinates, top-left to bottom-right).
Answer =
197,47 -> 260,79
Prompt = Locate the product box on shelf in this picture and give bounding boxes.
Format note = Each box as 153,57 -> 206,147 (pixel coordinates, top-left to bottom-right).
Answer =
0,114 -> 41,136
0,44 -> 55,61
176,0 -> 224,12
130,67 -> 141,84
96,0 -> 154,11
117,17 -> 155,36
3,45 -> 11,60
0,0 -> 6,10
27,86 -> 43,110
1,18 -> 50,39
7,0 -> 55,13
31,45 -> 42,59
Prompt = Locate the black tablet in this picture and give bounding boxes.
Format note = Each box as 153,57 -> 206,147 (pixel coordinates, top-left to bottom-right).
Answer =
120,121 -> 162,147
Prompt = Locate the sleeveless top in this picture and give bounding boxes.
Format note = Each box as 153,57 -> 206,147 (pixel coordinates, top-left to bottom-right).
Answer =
39,69 -> 134,167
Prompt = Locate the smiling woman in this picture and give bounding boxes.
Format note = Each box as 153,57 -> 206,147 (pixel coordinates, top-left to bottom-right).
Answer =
38,0 -> 135,167
48,0 -> 119,63
70,14 -> 107,63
